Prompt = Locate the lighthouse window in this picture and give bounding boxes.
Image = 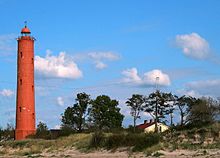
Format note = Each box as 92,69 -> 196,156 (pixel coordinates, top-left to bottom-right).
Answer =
20,79 -> 22,85
32,58 -> 34,64
20,52 -> 23,58
32,113 -> 35,119
19,107 -> 22,112
32,85 -> 34,91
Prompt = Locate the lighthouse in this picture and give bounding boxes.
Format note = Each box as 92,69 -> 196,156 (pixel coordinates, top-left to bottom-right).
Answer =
15,24 -> 36,140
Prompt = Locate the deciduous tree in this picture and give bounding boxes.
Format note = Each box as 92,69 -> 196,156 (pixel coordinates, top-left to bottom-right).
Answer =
89,95 -> 124,130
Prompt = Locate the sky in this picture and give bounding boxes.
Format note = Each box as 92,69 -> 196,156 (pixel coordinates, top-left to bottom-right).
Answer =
0,0 -> 220,129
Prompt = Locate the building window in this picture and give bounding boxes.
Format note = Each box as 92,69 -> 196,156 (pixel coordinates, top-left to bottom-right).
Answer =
19,107 -> 22,112
32,113 -> 35,119
32,85 -> 34,91
20,52 -> 23,58
32,58 -> 34,64
20,79 -> 22,85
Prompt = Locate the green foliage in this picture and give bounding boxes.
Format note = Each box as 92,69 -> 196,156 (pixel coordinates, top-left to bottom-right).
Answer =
89,132 -> 105,148
0,123 -> 15,141
133,133 -> 160,151
89,95 -> 124,130
145,91 -> 175,132
32,122 -> 51,139
175,95 -> 196,126
187,97 -> 220,127
61,92 -> 91,132
89,132 -> 160,151
126,94 -> 145,132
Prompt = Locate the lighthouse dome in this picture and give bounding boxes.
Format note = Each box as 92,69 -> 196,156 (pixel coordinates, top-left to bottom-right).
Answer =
21,26 -> 31,34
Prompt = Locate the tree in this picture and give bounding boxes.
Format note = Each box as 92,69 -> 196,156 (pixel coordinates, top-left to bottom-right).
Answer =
61,92 -> 91,132
36,121 -> 50,139
187,97 -> 220,127
126,94 -> 145,132
144,90 -> 173,133
36,121 -> 48,133
175,95 -> 196,126
89,95 -> 124,130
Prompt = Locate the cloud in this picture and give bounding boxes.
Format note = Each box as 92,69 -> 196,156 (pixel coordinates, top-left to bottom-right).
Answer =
88,52 -> 119,61
35,50 -> 82,79
88,52 -> 120,69
176,89 -> 201,98
0,89 -> 14,97
185,79 -> 220,97
122,68 -> 142,83
94,61 -> 107,69
0,34 -> 16,56
53,125 -> 61,129
122,68 -> 171,87
175,33 -> 211,60
56,96 -> 64,106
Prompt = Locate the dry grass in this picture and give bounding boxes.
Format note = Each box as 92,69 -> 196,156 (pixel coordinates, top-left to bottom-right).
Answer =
0,133 -> 91,156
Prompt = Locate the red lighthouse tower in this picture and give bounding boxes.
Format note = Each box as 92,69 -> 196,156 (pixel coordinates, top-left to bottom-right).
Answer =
15,24 -> 36,140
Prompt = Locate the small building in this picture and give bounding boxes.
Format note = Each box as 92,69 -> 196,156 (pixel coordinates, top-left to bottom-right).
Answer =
137,120 -> 169,133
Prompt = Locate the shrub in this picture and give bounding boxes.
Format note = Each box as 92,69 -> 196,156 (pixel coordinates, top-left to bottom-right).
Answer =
0,124 -> 15,141
89,132 -> 105,148
89,132 -> 161,151
133,133 -> 160,151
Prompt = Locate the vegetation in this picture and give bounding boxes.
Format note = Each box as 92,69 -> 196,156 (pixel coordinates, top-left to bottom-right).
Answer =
61,92 -> 91,132
89,132 -> 160,151
144,91 -> 174,132
1,91 -> 220,157
0,123 -> 14,141
187,97 -> 220,127
126,94 -> 145,132
88,95 -> 124,130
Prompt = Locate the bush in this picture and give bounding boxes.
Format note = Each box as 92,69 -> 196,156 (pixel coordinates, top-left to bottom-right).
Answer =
89,132 -> 105,148
133,133 -> 160,151
0,124 -> 15,141
89,132 -> 161,151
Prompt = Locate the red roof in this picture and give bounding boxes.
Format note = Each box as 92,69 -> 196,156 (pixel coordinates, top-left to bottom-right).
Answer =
137,122 -> 155,129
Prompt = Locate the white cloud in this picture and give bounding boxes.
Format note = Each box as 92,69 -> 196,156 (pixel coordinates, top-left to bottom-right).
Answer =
187,79 -> 220,89
176,89 -> 201,98
35,50 -> 82,79
0,34 -> 16,56
0,89 -> 14,97
122,68 -> 142,83
175,33 -> 211,60
53,125 -> 61,129
95,61 -> 107,69
143,69 -> 171,86
88,52 -> 120,61
57,96 -> 64,106
175,79 -> 220,98
122,68 -> 171,87
88,52 -> 120,69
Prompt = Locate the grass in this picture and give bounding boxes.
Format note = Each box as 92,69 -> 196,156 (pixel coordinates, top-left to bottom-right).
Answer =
0,133 -> 91,156
89,132 -> 160,152
0,123 -> 220,156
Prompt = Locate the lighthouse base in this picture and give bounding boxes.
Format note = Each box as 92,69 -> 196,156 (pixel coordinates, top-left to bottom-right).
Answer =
15,129 -> 36,140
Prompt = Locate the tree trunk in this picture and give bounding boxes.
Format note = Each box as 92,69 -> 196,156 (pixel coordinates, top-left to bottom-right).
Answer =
170,113 -> 173,126
155,100 -> 158,133
181,113 -> 184,126
133,109 -> 137,133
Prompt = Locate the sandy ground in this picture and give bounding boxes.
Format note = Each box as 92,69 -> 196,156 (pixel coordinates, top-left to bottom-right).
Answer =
1,148 -> 220,158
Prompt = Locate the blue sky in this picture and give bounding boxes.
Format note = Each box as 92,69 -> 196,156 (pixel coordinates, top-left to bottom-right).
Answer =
0,0 -> 220,128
